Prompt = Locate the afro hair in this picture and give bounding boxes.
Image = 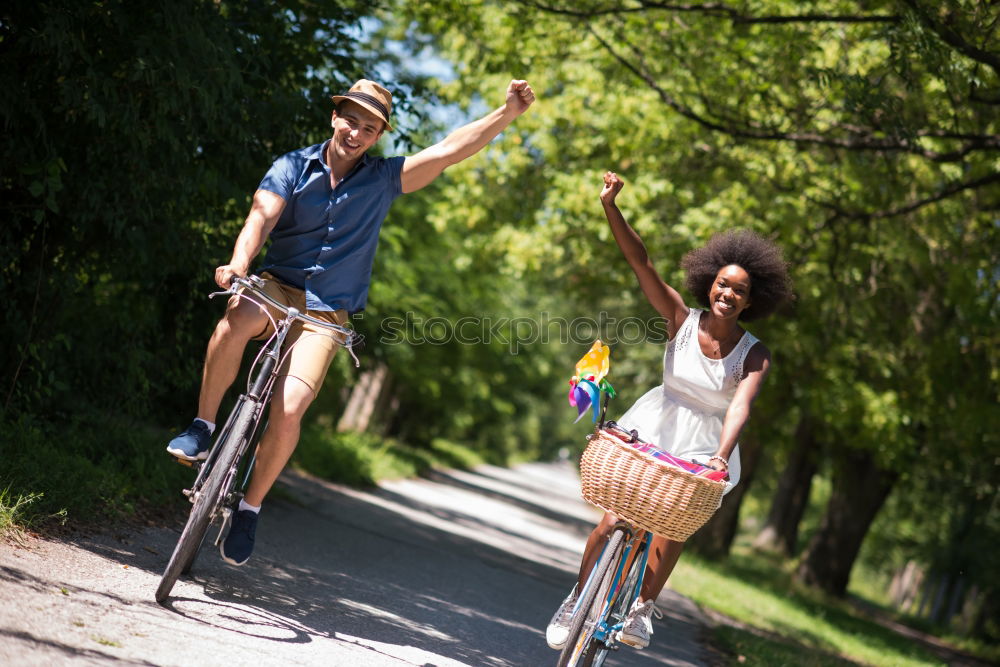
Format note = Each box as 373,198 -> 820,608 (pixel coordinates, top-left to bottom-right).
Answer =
681,229 -> 793,321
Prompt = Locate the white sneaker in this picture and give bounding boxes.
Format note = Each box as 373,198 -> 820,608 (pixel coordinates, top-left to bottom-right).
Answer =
618,598 -> 660,649
545,585 -> 579,649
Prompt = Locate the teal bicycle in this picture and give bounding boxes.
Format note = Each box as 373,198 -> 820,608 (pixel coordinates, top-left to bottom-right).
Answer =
558,509 -> 652,666
557,421 -> 725,667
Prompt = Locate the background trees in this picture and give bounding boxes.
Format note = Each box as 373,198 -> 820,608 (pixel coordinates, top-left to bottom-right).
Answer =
1,0 -> 387,419
384,0 -> 999,632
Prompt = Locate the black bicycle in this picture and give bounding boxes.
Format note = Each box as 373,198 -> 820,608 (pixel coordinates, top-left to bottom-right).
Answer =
155,275 -> 360,604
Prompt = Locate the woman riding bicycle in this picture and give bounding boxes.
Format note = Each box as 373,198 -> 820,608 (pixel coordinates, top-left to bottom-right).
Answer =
547,171 -> 793,651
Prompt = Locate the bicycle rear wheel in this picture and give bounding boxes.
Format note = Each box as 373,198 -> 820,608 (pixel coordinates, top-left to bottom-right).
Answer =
557,527 -> 626,667
155,397 -> 259,604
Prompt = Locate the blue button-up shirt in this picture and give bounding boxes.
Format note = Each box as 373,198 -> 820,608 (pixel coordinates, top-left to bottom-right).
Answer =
257,140 -> 405,313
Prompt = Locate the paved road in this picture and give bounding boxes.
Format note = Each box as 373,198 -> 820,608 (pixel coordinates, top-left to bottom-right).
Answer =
0,461 -> 714,666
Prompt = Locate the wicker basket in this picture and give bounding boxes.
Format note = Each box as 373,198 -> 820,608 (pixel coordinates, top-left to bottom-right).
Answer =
579,427 -> 726,541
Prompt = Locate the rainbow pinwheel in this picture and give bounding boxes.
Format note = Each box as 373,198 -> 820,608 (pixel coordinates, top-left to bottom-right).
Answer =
568,340 -> 616,423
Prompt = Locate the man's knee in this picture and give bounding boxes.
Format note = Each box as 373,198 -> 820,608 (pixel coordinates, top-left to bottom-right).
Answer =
271,376 -> 316,422
219,296 -> 269,339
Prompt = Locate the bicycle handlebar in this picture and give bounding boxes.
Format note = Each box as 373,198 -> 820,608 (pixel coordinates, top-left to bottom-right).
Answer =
210,275 -> 362,367
598,420 -> 643,444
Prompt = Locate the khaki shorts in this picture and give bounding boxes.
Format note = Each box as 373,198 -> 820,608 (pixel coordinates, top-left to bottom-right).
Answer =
244,272 -> 348,395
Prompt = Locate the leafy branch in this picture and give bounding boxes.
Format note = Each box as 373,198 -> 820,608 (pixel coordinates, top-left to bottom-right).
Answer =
900,0 -> 1000,77
517,0 -> 900,24
822,170 -> 1000,221
588,24 -> 999,162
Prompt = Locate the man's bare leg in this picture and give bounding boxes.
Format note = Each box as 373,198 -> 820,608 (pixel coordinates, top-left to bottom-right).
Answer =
196,297 -> 269,424
243,375 -> 315,506
220,375 -> 314,566
168,297 -> 269,461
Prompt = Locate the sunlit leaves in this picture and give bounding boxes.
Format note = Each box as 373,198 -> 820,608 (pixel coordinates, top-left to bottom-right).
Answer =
386,0 -> 999,588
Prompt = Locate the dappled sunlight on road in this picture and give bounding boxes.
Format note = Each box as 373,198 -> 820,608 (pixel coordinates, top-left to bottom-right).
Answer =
313,461 -> 602,575
1,461 -> 711,666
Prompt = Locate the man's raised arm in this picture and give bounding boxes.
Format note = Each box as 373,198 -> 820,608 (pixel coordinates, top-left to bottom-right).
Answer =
400,79 -> 535,194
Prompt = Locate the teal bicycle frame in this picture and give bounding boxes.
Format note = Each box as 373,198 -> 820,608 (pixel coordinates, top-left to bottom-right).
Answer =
559,520 -> 652,667
591,527 -> 651,645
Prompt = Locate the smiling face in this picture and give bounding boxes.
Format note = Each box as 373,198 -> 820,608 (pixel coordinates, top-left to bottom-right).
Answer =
708,264 -> 752,319
329,100 -> 385,163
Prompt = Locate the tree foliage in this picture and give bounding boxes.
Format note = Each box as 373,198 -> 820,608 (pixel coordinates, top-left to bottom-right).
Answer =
0,0 -> 381,418
386,0 -> 1000,612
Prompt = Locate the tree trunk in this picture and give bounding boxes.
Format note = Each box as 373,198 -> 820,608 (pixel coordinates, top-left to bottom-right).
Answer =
945,577 -> 966,627
687,433 -> 764,559
795,447 -> 898,596
337,362 -> 391,433
752,415 -> 819,556
890,560 -> 925,612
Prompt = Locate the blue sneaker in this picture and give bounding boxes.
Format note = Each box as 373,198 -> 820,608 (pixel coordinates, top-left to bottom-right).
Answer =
221,510 -> 258,566
165,420 -> 212,461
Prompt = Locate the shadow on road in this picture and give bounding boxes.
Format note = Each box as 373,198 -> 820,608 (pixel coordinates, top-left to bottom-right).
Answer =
30,463 -> 706,666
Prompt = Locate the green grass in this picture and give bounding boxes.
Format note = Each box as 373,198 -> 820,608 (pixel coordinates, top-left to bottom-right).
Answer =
0,414 -> 191,533
292,421 -> 486,487
671,547 -> 956,667
710,624 -> 861,667
0,487 -> 64,545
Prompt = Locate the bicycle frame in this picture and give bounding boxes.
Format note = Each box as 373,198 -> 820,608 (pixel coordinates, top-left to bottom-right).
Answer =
559,521 -> 652,667
590,527 -> 651,646
156,275 -> 362,603
191,275 -> 361,532
226,275 -> 361,369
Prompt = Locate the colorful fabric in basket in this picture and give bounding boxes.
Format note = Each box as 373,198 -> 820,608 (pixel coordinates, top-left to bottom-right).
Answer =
605,429 -> 727,482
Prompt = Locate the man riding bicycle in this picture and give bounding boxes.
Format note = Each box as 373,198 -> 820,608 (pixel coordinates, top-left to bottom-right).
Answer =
166,78 -> 536,566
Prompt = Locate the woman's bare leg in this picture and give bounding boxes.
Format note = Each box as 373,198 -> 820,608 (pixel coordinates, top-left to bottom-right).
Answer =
639,535 -> 685,602
576,512 -> 620,590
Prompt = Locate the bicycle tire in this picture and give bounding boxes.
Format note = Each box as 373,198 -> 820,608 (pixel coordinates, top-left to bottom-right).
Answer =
178,404 -> 266,576
557,528 -> 626,667
578,537 -> 627,667
155,398 -> 259,603
584,536 -> 646,667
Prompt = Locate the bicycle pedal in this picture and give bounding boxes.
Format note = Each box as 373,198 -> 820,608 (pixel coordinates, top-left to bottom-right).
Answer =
174,457 -> 196,468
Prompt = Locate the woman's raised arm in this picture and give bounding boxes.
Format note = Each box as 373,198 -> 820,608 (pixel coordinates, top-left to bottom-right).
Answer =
600,171 -> 688,334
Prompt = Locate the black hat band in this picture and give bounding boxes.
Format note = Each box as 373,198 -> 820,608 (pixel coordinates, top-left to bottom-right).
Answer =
342,92 -> 390,120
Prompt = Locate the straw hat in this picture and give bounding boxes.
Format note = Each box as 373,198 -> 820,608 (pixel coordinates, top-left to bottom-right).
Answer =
331,79 -> 394,131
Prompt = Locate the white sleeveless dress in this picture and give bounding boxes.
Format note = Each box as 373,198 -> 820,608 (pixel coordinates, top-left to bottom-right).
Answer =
616,308 -> 760,495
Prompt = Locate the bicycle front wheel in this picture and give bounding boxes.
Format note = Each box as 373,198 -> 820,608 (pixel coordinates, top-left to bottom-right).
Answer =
557,527 -> 626,667
584,534 -> 646,667
155,398 -> 259,604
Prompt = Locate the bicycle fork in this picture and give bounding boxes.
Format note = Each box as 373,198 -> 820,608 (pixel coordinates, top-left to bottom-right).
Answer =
593,532 -> 651,646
